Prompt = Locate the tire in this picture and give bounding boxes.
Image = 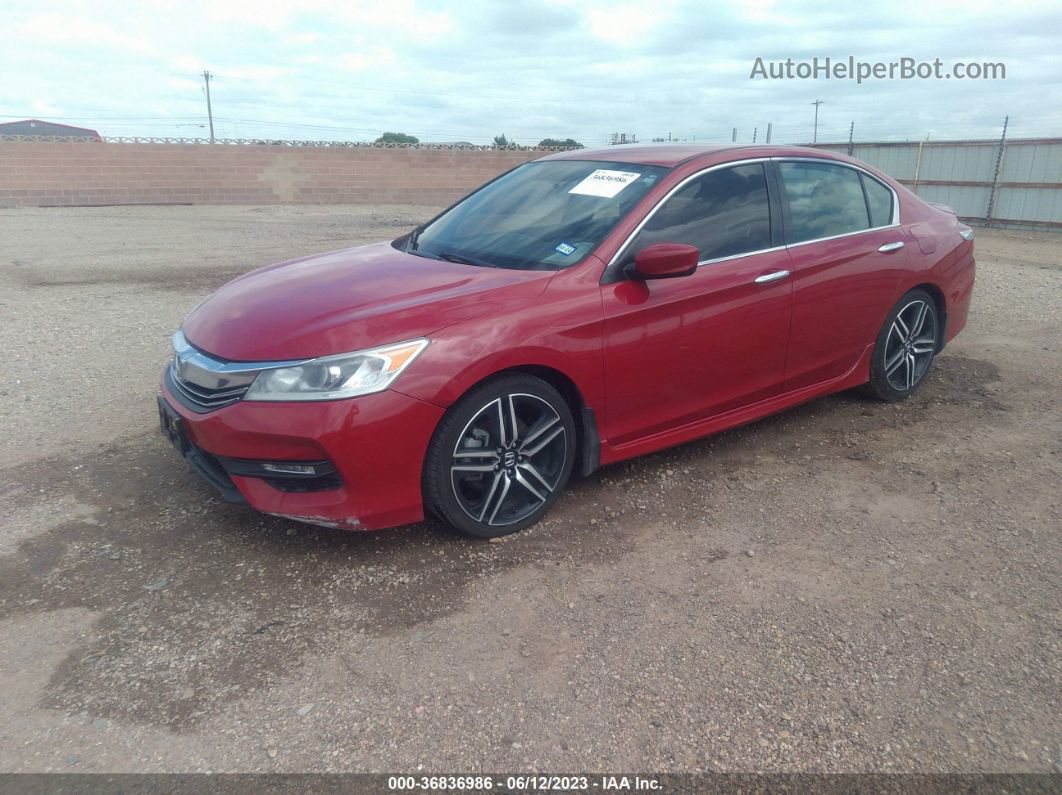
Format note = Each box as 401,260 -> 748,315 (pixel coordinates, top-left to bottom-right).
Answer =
863,289 -> 940,402
423,374 -> 576,538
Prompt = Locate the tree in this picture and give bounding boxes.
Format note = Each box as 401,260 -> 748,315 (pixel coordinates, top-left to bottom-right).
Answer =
374,131 -> 419,145
493,134 -> 510,147
538,138 -> 583,149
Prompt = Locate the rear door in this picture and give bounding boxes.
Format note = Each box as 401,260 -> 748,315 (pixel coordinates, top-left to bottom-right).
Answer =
775,159 -> 908,391
600,161 -> 794,445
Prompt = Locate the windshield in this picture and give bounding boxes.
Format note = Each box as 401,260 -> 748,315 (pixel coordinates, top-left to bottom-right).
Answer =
406,160 -> 668,270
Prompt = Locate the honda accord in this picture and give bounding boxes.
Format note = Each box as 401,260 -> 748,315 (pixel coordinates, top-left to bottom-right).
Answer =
158,144 -> 975,537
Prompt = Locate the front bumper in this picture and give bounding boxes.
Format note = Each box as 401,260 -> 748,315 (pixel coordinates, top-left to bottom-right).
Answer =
159,373 -> 445,530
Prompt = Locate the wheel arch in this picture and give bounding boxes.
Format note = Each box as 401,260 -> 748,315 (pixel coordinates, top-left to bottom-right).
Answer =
909,282 -> 948,351
427,363 -> 601,479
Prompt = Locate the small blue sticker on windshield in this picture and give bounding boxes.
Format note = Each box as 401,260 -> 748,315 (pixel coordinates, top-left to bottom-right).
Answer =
555,242 -> 576,256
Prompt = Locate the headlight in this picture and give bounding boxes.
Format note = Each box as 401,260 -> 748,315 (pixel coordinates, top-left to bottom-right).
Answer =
244,339 -> 428,401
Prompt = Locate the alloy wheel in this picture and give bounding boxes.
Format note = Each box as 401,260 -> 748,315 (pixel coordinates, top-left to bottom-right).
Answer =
450,393 -> 567,527
883,299 -> 937,391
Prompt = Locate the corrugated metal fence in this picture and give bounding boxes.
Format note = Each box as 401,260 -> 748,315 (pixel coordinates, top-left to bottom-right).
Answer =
810,138 -> 1062,229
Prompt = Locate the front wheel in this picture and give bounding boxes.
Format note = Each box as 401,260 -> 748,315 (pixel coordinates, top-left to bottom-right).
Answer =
423,374 -> 576,538
864,289 -> 940,402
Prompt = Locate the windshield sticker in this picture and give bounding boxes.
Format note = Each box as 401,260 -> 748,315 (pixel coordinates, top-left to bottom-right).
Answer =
555,242 -> 577,256
568,169 -> 642,198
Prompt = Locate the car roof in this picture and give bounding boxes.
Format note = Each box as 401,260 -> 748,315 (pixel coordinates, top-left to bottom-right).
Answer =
535,143 -> 849,168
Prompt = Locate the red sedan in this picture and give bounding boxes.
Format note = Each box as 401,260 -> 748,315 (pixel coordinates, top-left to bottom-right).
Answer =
158,144 -> 975,537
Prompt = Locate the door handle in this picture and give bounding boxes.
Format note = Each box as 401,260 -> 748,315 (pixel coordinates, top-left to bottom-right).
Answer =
754,270 -> 790,284
878,241 -> 905,253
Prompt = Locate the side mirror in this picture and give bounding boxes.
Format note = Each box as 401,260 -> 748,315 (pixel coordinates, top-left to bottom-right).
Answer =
627,243 -> 699,280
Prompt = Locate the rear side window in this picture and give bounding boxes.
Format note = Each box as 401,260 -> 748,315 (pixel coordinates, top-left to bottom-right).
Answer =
779,161 -> 870,243
861,173 -> 894,227
623,163 -> 772,264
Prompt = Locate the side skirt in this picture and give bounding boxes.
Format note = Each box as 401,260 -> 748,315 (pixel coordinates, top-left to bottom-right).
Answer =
600,343 -> 875,466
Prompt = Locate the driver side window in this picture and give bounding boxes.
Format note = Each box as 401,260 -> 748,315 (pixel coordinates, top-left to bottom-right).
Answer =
623,163 -> 773,265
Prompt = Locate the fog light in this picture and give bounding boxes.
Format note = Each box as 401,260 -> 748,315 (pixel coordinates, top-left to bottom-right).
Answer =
261,463 -> 317,475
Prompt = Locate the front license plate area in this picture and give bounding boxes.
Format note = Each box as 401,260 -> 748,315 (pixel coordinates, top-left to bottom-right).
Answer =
158,396 -> 190,455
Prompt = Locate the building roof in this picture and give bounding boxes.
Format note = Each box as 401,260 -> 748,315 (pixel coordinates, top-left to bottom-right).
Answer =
0,119 -> 102,139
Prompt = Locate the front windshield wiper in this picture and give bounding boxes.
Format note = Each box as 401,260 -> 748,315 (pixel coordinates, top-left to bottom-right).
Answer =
406,225 -> 423,253
436,251 -> 497,268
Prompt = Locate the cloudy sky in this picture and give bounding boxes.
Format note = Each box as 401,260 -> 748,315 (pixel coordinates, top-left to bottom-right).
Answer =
2,0 -> 1060,146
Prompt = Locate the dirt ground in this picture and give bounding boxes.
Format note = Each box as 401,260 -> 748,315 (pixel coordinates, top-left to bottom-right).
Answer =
0,205 -> 1058,774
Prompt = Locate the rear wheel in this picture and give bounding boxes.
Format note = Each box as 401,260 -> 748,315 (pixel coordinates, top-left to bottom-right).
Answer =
424,374 -> 576,538
864,289 -> 940,401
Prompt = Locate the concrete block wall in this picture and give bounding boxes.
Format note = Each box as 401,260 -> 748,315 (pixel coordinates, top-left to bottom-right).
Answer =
0,142 -> 545,207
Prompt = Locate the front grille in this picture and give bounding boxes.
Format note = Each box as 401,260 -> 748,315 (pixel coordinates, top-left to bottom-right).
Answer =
167,365 -> 250,413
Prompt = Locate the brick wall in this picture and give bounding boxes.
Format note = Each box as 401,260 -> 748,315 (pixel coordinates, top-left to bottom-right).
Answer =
0,142 -> 546,207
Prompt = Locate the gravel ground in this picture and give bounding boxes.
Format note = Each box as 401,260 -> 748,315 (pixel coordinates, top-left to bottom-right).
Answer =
0,205 -> 1058,774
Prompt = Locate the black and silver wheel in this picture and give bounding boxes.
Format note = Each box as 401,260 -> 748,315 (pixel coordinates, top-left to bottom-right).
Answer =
864,289 -> 940,401
424,374 -> 576,538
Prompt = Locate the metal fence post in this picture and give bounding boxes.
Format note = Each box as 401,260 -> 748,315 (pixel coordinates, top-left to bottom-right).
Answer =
984,116 -> 1009,227
912,140 -> 925,194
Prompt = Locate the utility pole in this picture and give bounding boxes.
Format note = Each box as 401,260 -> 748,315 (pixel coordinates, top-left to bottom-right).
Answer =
847,120 -> 854,155
765,122 -> 772,144
202,70 -> 215,143
811,99 -> 824,143
752,127 -> 757,143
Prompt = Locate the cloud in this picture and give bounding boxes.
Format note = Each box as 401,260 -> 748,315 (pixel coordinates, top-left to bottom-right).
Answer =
337,50 -> 398,71
585,3 -> 669,47
485,1 -> 582,38
172,56 -> 206,72
221,66 -> 296,81
19,13 -> 155,55
31,98 -> 61,115
0,0 -> 1058,145
166,78 -> 202,92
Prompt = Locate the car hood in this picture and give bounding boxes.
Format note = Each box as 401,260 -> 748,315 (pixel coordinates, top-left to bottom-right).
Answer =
182,242 -> 555,361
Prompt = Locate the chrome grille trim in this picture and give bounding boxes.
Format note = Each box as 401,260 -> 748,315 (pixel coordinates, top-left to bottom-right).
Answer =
168,330 -> 310,414
167,365 -> 249,412
172,379 -> 249,400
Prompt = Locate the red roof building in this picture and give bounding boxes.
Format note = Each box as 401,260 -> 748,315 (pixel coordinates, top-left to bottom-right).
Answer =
0,119 -> 102,140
